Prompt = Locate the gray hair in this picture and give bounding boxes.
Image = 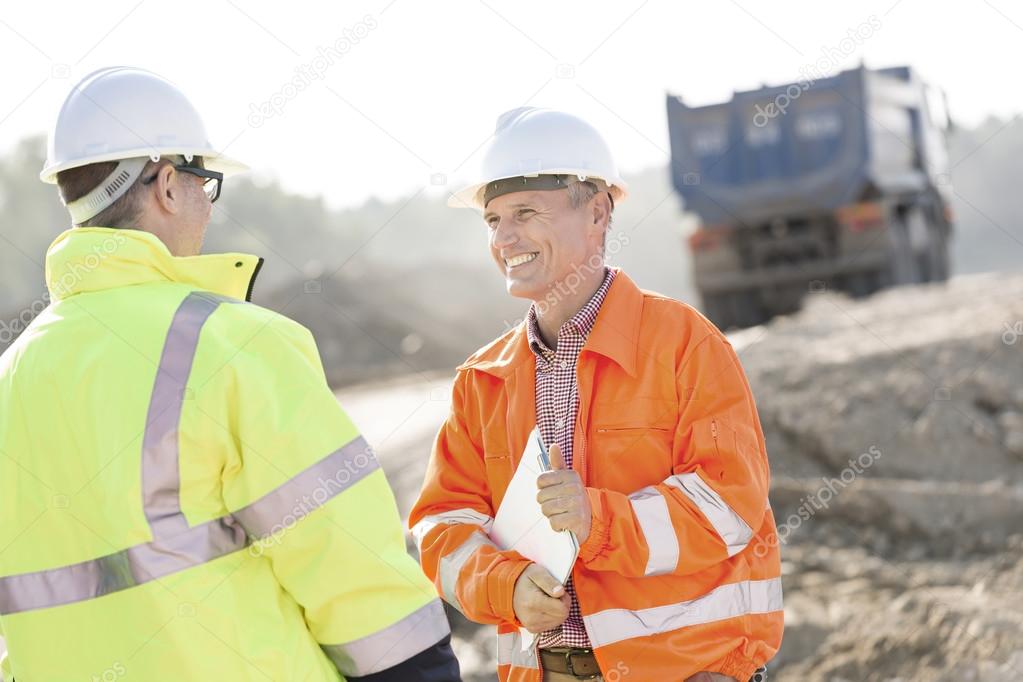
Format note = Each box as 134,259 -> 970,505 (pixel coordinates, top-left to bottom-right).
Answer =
567,180 -> 614,227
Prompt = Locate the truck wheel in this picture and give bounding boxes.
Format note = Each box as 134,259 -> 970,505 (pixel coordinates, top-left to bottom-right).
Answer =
925,220 -> 951,282
702,292 -> 765,330
702,292 -> 734,330
847,270 -> 882,298
890,210 -> 924,285
728,290 -> 766,329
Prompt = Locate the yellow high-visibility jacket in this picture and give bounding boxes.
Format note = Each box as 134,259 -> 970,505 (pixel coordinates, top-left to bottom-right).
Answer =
0,227 -> 456,681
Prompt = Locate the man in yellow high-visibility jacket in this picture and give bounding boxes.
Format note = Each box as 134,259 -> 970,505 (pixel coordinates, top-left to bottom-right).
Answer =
0,67 -> 459,681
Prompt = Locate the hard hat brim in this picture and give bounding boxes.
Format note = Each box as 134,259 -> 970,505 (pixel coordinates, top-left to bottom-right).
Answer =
40,147 -> 250,184
448,169 -> 628,210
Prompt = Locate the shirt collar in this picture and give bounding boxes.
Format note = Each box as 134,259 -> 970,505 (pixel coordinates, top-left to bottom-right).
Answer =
458,267 -> 643,380
526,267 -> 617,360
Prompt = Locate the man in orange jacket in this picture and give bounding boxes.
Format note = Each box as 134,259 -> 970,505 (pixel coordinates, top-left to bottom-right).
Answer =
410,108 -> 783,682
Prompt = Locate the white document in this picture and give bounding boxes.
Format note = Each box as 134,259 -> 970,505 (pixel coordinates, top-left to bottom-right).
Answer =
490,427 -> 580,651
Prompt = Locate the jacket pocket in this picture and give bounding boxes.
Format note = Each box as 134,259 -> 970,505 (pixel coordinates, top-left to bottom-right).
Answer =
483,452 -> 514,509
588,426 -> 674,492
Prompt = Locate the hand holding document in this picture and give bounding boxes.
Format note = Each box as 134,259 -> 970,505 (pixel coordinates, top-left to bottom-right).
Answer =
536,442 -> 593,545
490,428 -> 580,651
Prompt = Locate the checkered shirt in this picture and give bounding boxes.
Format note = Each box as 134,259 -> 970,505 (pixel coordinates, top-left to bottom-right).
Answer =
522,269 -> 771,681
527,267 -> 616,649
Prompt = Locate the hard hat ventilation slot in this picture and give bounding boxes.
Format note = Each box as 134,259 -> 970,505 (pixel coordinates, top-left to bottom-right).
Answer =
64,157 -> 149,224
106,169 -> 131,196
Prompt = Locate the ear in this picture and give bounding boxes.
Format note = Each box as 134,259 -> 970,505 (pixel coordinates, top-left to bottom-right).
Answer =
588,191 -> 612,239
152,162 -> 182,215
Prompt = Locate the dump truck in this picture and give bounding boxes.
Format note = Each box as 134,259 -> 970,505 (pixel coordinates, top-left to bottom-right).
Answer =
666,64 -> 954,329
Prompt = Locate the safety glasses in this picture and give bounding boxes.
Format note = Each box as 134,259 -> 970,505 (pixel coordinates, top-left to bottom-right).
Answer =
142,157 -> 224,203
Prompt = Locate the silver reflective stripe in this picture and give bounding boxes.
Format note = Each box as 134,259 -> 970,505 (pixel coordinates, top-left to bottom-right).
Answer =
629,486 -> 679,576
583,576 -> 784,648
439,531 -> 494,614
665,473 -> 754,557
321,598 -> 451,676
410,508 -> 494,554
0,517 -> 247,614
0,433 -> 377,616
233,435 -> 379,540
0,290 -> 376,616
143,291 -> 234,539
0,292 -> 246,615
496,631 -> 539,669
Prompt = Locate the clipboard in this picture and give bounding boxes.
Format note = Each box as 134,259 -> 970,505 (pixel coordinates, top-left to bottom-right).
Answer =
490,427 -> 580,585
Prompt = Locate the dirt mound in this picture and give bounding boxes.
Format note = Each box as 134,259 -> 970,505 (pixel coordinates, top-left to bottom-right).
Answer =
735,272 -> 1023,679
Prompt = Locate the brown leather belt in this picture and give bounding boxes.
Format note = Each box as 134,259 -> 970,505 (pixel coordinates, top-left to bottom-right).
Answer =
540,647 -> 601,678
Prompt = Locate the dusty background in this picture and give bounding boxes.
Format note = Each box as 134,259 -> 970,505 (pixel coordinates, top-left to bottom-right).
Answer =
339,271 -> 1023,681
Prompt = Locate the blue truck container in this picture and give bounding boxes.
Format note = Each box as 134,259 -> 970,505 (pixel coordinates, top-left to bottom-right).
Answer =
666,64 -> 953,329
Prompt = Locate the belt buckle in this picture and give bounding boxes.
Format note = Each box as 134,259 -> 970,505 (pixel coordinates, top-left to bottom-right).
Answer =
564,648 -> 598,680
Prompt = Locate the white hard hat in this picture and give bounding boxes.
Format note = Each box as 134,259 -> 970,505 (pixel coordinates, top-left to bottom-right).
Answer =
449,107 -> 628,210
41,66 -> 248,221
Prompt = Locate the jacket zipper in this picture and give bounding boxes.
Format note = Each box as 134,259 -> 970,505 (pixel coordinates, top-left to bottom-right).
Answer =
576,357 -> 592,485
578,422 -> 588,484
245,256 -> 264,302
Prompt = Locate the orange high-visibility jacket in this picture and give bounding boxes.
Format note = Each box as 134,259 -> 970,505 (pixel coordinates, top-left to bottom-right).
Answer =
410,270 -> 783,681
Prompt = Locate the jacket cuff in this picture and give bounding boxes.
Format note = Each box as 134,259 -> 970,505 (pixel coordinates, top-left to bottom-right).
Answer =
486,556 -> 532,625
344,634 -> 460,682
708,648 -> 762,682
579,487 -> 610,563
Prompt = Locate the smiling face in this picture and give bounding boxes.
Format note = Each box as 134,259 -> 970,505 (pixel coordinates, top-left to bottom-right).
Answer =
484,185 -> 610,302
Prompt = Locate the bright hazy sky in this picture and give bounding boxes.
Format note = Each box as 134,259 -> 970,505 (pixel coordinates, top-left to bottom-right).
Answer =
1,0 -> 1020,209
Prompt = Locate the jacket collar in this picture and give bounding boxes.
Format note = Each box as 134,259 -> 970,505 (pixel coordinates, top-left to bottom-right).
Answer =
460,267 -> 643,379
44,227 -> 263,302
